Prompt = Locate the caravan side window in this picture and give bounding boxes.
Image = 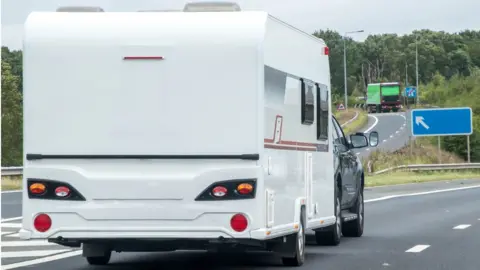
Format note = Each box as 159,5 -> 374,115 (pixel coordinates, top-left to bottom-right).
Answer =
301,79 -> 314,125
316,83 -> 329,140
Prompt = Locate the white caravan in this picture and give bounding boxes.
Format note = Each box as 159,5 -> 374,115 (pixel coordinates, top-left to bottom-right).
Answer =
21,3 -> 336,266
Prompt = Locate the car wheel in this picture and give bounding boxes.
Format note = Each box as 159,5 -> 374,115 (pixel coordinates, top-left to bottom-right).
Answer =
342,189 -> 364,237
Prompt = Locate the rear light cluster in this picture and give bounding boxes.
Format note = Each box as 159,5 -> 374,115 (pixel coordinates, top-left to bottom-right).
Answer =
195,179 -> 257,201
230,213 -> 248,232
33,213 -> 52,232
27,179 -> 86,201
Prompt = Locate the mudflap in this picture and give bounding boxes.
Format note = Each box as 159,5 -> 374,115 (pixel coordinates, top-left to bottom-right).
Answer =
268,233 -> 298,257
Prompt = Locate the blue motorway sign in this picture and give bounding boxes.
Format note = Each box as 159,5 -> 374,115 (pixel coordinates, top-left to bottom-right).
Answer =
411,107 -> 473,136
405,86 -> 417,98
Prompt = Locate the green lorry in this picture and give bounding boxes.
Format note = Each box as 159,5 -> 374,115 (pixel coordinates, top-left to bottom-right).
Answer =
366,82 -> 401,113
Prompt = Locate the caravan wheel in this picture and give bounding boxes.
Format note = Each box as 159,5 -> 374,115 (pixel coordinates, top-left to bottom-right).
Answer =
281,209 -> 306,266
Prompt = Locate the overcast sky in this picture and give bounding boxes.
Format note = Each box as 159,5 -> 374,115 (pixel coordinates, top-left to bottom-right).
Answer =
2,0 -> 479,50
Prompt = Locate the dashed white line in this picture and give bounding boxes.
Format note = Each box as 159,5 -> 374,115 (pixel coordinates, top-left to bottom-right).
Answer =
395,130 -> 400,134
390,135 -> 394,138
382,139 -> 387,143
1,250 -> 82,270
1,217 -> 22,222
1,250 -> 72,259
366,148 -> 370,151
453,224 -> 471,230
1,240 -> 57,247
406,245 -> 430,253
1,223 -> 22,228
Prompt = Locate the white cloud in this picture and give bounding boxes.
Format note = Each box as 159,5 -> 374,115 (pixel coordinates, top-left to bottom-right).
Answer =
2,0 -> 480,50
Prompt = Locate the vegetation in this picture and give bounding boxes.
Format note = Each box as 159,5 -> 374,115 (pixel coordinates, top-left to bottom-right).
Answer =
364,138 -> 464,172
366,171 -> 480,187
2,29 -> 480,165
1,176 -> 22,191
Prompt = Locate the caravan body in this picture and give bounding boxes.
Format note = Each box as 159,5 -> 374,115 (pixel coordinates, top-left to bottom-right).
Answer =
21,5 -> 334,266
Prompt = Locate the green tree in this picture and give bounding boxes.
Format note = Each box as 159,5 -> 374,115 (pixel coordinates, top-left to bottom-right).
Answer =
1,61 -> 23,166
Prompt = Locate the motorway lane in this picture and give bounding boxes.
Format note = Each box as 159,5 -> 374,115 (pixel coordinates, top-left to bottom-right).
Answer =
3,181 -> 480,270
1,192 -> 22,219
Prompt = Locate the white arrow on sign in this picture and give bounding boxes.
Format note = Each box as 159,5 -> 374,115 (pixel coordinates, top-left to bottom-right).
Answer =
415,116 -> 429,129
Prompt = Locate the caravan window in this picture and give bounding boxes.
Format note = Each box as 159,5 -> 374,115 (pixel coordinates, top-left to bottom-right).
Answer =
301,79 -> 314,125
316,83 -> 329,140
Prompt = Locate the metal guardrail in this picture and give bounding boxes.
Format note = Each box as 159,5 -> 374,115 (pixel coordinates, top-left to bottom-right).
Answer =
3,163 -> 479,177
2,167 -> 23,176
372,163 -> 480,175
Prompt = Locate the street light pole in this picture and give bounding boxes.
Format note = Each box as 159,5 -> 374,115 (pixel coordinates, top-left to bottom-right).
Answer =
343,30 -> 364,110
415,34 -> 419,105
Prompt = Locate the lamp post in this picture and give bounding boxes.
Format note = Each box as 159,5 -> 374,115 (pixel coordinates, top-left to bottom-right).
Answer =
343,30 -> 364,110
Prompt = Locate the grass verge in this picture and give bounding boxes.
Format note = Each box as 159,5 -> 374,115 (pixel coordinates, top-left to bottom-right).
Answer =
362,137 -> 465,172
1,175 -> 22,191
366,170 -> 480,187
341,110 -> 368,135
362,137 -> 480,186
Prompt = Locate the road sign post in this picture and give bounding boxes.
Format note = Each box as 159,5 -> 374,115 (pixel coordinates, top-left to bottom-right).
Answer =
411,107 -> 473,163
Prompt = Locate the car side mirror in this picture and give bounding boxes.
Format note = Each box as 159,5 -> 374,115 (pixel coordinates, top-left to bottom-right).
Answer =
369,131 -> 379,147
349,133 -> 368,148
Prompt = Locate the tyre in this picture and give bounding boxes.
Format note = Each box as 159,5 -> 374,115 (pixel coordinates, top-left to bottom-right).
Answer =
281,209 -> 306,266
342,189 -> 364,237
314,185 -> 341,246
86,251 -> 111,265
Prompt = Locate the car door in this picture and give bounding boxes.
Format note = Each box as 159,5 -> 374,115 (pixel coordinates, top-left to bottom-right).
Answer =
331,117 -> 354,206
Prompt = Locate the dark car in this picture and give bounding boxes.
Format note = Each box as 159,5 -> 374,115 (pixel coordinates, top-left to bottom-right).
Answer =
314,115 -> 379,245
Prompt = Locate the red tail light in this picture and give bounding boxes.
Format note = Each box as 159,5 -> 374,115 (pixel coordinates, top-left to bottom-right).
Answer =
55,186 -> 71,197
212,186 -> 228,197
33,214 -> 52,232
230,214 -> 248,232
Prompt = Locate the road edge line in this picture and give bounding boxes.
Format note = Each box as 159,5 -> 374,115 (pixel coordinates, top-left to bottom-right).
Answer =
365,184 -> 480,203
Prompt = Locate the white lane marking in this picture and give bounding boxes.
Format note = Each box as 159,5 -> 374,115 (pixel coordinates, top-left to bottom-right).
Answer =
356,152 -> 360,155
1,217 -> 22,222
453,224 -> 471,230
366,148 -> 370,151
1,250 -> 72,259
395,130 -> 400,134
1,240 -> 57,247
365,184 -> 480,203
1,223 -> 22,228
1,250 -> 82,270
382,139 -> 387,143
406,245 -> 430,253
364,115 -> 379,133
390,135 -> 394,138
1,190 -> 22,194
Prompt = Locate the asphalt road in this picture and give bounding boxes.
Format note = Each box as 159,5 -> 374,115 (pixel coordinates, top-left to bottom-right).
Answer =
3,179 -> 480,270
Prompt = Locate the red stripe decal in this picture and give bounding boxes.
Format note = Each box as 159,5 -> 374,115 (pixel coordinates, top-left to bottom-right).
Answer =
123,56 -> 164,60
264,115 -> 328,152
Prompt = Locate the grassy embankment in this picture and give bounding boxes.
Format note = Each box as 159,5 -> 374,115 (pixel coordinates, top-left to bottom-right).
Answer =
334,108 -> 368,135
1,175 -> 22,191
363,137 -> 480,187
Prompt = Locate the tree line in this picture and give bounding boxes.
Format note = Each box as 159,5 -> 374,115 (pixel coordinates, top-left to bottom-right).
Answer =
2,29 -> 480,165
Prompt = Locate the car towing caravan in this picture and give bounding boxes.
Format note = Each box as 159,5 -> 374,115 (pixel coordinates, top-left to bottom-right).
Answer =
20,2 -> 375,267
